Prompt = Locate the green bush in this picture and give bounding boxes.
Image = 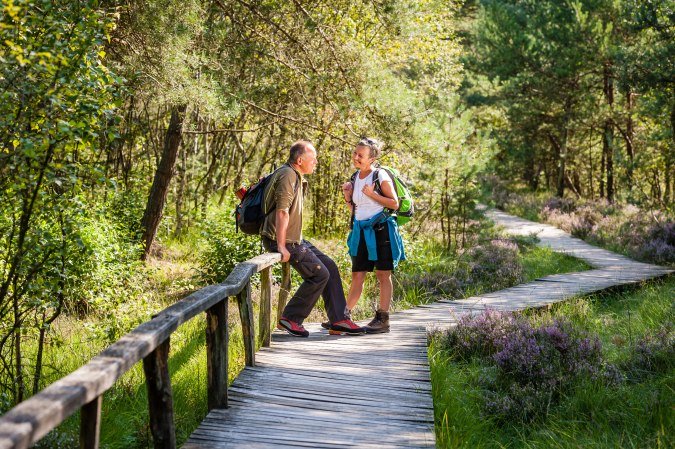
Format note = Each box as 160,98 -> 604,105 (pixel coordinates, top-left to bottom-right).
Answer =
198,209 -> 261,284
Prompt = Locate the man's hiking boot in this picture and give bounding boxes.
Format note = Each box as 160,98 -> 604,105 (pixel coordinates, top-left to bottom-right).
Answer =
278,317 -> 309,337
365,310 -> 390,334
329,319 -> 365,336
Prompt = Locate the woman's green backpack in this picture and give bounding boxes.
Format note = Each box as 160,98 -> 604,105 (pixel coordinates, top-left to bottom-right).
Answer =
350,166 -> 415,225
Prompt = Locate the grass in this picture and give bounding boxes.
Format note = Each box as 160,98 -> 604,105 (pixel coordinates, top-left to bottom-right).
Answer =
35,296 -> 257,449
430,276 -> 674,449
520,246 -> 592,282
19,211 -> 599,448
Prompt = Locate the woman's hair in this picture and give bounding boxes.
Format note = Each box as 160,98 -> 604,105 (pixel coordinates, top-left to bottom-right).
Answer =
357,137 -> 383,159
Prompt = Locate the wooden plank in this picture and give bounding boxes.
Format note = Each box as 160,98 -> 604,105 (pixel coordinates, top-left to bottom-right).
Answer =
0,252 -> 285,449
237,283 -> 255,367
240,366 -> 432,391
276,262 -> 291,324
258,267 -> 272,347
189,424 -> 433,448
143,338 -> 176,449
207,404 -> 434,431
206,299 -> 228,410
79,395 -> 101,449
225,390 -> 433,421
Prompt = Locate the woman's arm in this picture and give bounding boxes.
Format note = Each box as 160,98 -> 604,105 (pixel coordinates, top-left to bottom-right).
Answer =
342,182 -> 354,212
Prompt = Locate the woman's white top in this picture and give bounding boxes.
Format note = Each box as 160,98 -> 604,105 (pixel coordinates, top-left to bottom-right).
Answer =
352,168 -> 393,221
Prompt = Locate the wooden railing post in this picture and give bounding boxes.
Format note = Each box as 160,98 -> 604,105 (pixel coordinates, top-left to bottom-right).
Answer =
79,395 -> 102,449
206,299 -> 228,410
143,339 -> 176,449
276,262 -> 291,324
258,267 -> 272,347
237,282 -> 255,366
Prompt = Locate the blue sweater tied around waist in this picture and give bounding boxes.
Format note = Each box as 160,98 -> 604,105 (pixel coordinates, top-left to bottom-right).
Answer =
347,212 -> 406,267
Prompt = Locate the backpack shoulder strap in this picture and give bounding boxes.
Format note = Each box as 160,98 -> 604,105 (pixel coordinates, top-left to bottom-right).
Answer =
263,164 -> 301,216
372,168 -> 383,195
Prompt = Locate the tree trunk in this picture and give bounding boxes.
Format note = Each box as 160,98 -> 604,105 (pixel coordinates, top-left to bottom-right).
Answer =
665,100 -> 675,205
600,141 -> 606,199
141,104 -> 187,260
548,131 -> 567,198
625,88 -> 635,191
603,62 -> 615,203
173,144 -> 187,238
13,297 -> 23,403
555,98 -> 573,198
556,145 -> 565,198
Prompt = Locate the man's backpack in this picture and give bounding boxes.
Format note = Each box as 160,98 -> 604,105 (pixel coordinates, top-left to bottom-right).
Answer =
350,165 -> 414,225
235,167 -> 300,235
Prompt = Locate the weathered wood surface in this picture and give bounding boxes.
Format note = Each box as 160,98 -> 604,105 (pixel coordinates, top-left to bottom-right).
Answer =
206,300 -> 228,411
144,338 -> 177,449
184,209 -> 671,449
0,253 -> 281,449
237,283 -> 255,367
0,210 -> 670,449
79,395 -> 102,449
276,262 -> 292,324
258,267 -> 272,347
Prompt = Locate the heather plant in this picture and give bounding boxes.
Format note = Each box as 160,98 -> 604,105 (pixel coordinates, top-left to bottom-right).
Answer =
490,186 -> 675,266
460,239 -> 523,292
406,272 -> 466,298
441,309 -> 518,360
542,203 -> 603,239
400,233 -> 587,305
431,277 -> 674,448
621,322 -> 674,381
438,310 -> 617,423
542,196 -> 577,214
634,221 -> 675,265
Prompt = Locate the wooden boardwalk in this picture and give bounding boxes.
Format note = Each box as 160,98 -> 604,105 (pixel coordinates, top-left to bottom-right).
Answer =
183,210 -> 672,449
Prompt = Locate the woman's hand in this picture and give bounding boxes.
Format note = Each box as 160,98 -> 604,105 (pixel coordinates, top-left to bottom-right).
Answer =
361,183 -> 375,197
342,181 -> 353,202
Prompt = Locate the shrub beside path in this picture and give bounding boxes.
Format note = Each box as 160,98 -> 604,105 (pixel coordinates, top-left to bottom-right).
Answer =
183,209 -> 672,449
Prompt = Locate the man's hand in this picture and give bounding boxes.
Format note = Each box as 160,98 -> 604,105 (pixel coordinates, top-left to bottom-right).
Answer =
278,245 -> 291,262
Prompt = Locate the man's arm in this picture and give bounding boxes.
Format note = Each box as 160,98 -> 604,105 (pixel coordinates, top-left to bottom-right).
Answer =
276,209 -> 291,262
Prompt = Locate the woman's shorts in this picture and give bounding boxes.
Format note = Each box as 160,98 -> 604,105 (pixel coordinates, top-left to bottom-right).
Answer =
351,223 -> 394,272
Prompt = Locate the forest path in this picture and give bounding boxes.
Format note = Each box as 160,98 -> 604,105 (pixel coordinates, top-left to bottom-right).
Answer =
183,209 -> 672,449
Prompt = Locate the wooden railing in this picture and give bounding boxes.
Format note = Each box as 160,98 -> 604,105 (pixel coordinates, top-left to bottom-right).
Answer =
0,253 -> 292,449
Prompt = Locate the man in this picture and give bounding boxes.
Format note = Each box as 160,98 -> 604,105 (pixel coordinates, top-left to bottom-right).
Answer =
261,140 -> 365,337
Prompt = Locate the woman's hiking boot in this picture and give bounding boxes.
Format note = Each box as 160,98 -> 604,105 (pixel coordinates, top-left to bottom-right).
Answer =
365,310 -> 390,334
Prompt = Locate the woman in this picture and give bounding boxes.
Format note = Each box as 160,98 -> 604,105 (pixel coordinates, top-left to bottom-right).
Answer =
342,138 -> 405,333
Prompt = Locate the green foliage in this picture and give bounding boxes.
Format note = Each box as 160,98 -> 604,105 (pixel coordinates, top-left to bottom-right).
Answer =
430,277 -> 675,448
106,188 -> 148,244
394,216 -> 590,306
198,208 -> 261,284
463,0 -> 674,205
0,0 -> 122,402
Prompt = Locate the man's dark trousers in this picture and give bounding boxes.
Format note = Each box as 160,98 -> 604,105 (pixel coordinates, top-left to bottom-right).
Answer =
262,237 -> 347,324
